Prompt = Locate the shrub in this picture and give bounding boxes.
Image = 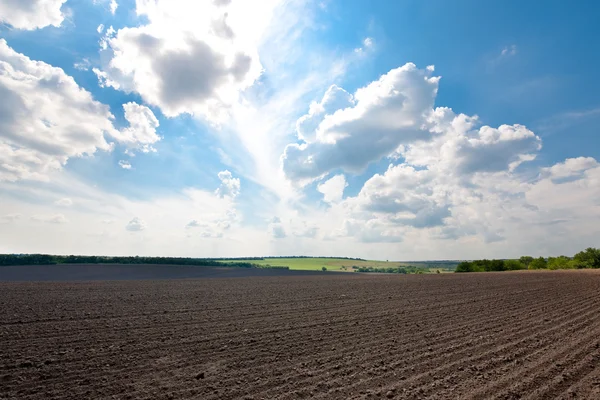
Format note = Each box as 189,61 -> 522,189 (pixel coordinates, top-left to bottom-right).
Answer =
547,256 -> 570,270
528,257 -> 548,270
504,259 -> 525,270
573,248 -> 600,269
519,256 -> 534,268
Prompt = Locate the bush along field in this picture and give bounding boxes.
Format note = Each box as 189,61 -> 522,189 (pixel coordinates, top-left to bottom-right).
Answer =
456,247 -> 600,272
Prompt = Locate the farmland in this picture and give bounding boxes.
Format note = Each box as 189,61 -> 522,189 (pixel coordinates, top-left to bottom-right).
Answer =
2,268 -> 600,399
221,257 -> 457,272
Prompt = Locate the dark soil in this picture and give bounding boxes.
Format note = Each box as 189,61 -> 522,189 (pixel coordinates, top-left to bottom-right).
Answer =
0,264 -> 332,281
1,270 -> 600,399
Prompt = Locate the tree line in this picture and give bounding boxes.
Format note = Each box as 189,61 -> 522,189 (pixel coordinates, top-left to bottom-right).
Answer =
455,247 -> 600,272
0,254 -> 258,268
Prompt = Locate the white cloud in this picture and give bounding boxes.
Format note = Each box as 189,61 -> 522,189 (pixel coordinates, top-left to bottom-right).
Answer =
31,214 -> 68,224
296,85 -> 354,143
0,40 -> 116,182
54,198 -> 73,206
354,37 -> 374,54
98,25 -> 116,51
94,0 -> 281,121
501,44 -> 517,57
270,223 -> 286,239
74,58 -> 92,71
118,160 -> 132,169
352,164 -> 450,228
0,213 -> 21,223
97,24 -> 105,34
278,65 -> 550,247
185,211 -> 235,238
541,157 -> 598,182
0,41 -> 160,183
282,63 -> 440,182
317,174 -> 347,203
441,124 -> 542,174
126,217 -> 146,231
528,159 -> 600,212
215,170 -> 240,199
0,0 -> 66,30
112,102 -> 161,152
293,224 -> 318,238
93,0 -> 118,15
186,219 -> 201,228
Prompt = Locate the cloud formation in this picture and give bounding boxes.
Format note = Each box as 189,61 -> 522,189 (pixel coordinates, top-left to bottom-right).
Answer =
215,170 -> 240,199
317,174 -> 347,204
0,0 -> 66,30
126,217 -> 146,232
282,63 -> 440,182
94,0 -> 278,121
0,40 -> 115,182
112,102 -> 161,152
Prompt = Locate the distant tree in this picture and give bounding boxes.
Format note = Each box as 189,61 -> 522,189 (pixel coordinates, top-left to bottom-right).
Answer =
321,266 -> 327,271
529,257 -> 548,270
489,259 -> 506,272
573,248 -> 600,269
519,256 -> 534,268
456,262 -> 475,272
547,256 -> 571,270
504,260 -> 525,271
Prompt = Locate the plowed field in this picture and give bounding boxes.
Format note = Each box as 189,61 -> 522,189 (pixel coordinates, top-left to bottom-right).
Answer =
1,269 -> 600,399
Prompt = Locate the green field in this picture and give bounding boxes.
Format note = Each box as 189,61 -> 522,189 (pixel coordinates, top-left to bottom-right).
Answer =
221,257 -> 457,272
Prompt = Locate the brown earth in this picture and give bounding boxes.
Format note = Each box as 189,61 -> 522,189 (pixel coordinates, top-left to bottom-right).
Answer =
1,269 -> 600,399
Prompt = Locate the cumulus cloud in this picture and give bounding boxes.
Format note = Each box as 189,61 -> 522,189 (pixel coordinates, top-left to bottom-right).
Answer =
0,40 -> 116,182
541,157 -> 598,183
185,208 -> 237,238
293,224 -> 318,238
186,220 -> 201,228
31,214 -> 68,224
354,37 -> 374,54
282,63 -> 440,182
283,64 -> 544,185
0,213 -> 21,223
74,58 -> 91,71
296,85 -> 354,142
501,44 -> 517,57
317,174 -> 347,203
354,164 -> 450,228
286,64 -> 550,245
93,0 -> 118,15
112,102 -> 161,152
0,41 -> 164,182
215,170 -> 240,199
94,0 -> 277,121
118,160 -> 132,169
126,217 -> 146,231
450,125 -> 542,174
270,223 -> 286,239
54,198 -> 73,207
0,0 -> 66,30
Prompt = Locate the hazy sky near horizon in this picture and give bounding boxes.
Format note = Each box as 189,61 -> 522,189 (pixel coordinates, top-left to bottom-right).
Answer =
0,0 -> 599,260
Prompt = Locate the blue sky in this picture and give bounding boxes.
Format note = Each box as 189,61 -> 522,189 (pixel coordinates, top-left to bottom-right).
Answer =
0,0 -> 599,260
